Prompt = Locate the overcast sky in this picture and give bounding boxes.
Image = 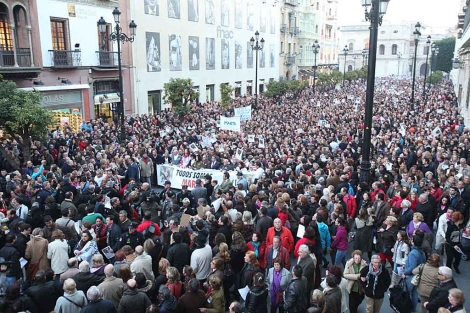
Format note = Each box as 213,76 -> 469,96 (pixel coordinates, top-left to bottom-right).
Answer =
337,0 -> 461,31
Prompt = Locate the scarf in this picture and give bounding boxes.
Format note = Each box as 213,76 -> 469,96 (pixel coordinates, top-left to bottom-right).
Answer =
251,241 -> 260,257
270,269 -> 282,304
365,263 -> 382,296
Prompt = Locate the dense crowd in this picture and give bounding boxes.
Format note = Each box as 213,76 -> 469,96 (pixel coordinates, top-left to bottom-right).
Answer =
0,76 -> 468,313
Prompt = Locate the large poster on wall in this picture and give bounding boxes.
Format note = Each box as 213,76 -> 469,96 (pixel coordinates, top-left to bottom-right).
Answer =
168,0 -> 180,18
235,0 -> 242,29
146,32 -> 161,72
157,164 -> 255,190
221,0 -> 230,26
169,34 -> 182,71
144,0 -> 159,15
188,0 -> 199,21
247,0 -> 254,31
235,41 -> 242,69
270,44 -> 275,68
205,0 -> 215,24
247,41 -> 253,68
260,50 -> 265,68
221,39 -> 230,69
189,36 -> 200,70
206,38 -> 215,70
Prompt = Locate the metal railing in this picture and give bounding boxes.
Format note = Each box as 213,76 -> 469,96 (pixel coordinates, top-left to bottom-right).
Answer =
96,51 -> 119,67
0,48 -> 32,67
49,50 -> 82,68
286,55 -> 296,65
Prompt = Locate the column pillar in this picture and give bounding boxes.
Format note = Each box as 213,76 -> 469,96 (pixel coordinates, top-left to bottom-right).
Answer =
26,25 -> 34,66
9,23 -> 18,67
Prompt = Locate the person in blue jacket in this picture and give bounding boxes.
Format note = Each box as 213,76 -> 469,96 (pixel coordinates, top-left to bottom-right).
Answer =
316,214 -> 331,268
402,234 -> 426,313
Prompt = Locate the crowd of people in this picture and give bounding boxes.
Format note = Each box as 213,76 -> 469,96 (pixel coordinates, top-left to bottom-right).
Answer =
0,76 -> 468,313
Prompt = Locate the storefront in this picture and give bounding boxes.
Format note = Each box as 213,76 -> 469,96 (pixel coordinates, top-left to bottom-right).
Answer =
94,93 -> 120,123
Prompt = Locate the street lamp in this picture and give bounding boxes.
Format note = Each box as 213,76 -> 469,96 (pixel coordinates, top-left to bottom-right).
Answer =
311,40 -> 320,93
431,45 -> 439,73
422,35 -> 431,98
97,8 -> 137,142
360,0 -> 390,184
250,31 -> 264,109
362,48 -> 369,67
410,22 -> 421,110
397,52 -> 402,76
342,45 -> 348,87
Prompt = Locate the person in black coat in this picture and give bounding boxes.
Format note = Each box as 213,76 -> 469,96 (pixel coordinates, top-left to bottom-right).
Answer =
217,215 -> 232,247
0,233 -> 21,284
423,266 -> 457,313
106,216 -> 122,252
359,255 -> 391,313
24,270 -> 60,313
245,272 -> 268,313
81,286 -> 117,313
284,265 -> 309,313
255,207 -> 273,240
166,232 -> 190,275
14,223 -> 31,259
74,261 -> 105,294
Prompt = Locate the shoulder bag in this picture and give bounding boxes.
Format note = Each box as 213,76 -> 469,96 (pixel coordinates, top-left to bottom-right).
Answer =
411,264 -> 424,286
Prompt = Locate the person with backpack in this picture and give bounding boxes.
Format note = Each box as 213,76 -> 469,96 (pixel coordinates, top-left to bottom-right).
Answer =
401,234 -> 426,313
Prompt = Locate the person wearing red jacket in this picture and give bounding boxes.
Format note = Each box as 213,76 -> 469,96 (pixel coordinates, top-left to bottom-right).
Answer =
245,232 -> 266,269
266,218 -> 294,254
342,190 -> 357,219
370,182 -> 387,202
294,226 -> 316,258
136,212 -> 161,236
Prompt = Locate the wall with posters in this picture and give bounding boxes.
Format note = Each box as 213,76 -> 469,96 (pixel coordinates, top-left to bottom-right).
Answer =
132,0 -> 280,113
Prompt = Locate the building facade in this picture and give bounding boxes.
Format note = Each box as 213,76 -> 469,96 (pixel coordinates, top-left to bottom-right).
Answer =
279,0 -> 300,80
133,0 -> 280,113
339,22 -> 446,78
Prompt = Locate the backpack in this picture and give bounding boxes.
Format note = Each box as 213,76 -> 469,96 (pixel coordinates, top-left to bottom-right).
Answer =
348,183 -> 355,196
224,262 -> 234,279
389,279 -> 412,313
142,224 -> 156,239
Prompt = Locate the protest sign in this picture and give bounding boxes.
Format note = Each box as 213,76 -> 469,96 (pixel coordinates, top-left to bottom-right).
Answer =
219,116 -> 241,132
234,105 -> 252,121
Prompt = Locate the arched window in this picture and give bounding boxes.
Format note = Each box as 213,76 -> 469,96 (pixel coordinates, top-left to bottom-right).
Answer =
391,44 -> 397,55
349,43 -> 354,51
379,44 -> 385,55
348,65 -> 353,71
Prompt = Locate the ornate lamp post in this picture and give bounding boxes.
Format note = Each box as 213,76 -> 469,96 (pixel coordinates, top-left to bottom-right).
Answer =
397,52 -> 402,76
410,22 -> 421,110
98,8 -> 137,142
342,45 -> 348,87
312,40 -> 320,93
362,48 -> 369,67
422,35 -> 431,98
360,0 -> 390,183
250,31 -> 264,108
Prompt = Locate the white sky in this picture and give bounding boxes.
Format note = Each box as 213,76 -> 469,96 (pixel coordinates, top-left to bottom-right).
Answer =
337,0 -> 461,32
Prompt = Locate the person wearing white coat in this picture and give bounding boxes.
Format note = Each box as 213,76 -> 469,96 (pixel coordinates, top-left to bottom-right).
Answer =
435,208 -> 454,254
48,229 -> 70,276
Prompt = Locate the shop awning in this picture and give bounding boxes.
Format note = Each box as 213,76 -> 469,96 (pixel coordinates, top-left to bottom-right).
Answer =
94,93 -> 120,105
299,69 -> 318,78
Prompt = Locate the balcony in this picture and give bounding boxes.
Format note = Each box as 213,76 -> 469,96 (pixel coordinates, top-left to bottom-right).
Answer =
286,55 -> 296,65
49,50 -> 81,68
280,24 -> 287,33
284,0 -> 299,6
96,51 -> 119,68
293,27 -> 301,35
0,48 -> 41,78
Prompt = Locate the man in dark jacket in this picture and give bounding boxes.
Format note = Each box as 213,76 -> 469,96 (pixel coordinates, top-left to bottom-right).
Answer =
14,223 -> 31,258
106,215 -> 122,252
323,274 -> 342,313
118,279 -> 151,313
75,261 -> 105,294
360,255 -> 391,313
255,206 -> 273,239
166,232 -> 190,275
297,244 -> 315,291
284,265 -> 308,313
191,179 -> 207,205
82,286 -> 117,313
176,278 -> 205,313
0,233 -> 21,287
25,270 -> 60,313
423,266 -> 457,313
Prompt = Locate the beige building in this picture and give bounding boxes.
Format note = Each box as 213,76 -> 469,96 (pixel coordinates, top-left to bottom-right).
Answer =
279,0 -> 301,80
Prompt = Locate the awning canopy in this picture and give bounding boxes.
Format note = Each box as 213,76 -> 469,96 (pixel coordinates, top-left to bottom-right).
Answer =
299,69 -> 318,78
94,93 -> 120,105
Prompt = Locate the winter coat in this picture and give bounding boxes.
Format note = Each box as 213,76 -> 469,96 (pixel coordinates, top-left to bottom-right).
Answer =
297,255 -> 316,291
74,272 -> 105,294
426,279 -> 458,313
48,238 -> 70,275
323,286 -> 342,313
176,290 -> 206,313
246,241 -> 266,268
266,267 -> 292,300
263,244 -> 291,270
377,225 -> 398,254
97,277 -> 125,308
130,253 -> 155,281
0,243 -> 21,278
205,288 -> 224,313
74,240 -> 98,265
266,226 -> 294,253
167,242 -> 190,275
118,289 -> 151,313
25,236 -> 50,278
245,286 -> 268,313
25,281 -> 60,313
403,246 -> 426,276
331,226 -> 348,251
392,240 -> 410,266
54,290 -> 88,313
81,299 -> 117,313
343,258 -> 368,293
359,265 -> 391,299
317,222 -> 331,250
353,217 -> 373,253
412,263 -> 439,298
283,277 -> 309,313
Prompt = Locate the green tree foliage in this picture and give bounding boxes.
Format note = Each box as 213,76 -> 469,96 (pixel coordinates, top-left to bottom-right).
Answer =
264,79 -> 308,100
345,71 -> 358,82
163,78 -> 199,115
219,83 -> 234,107
287,80 -> 308,98
0,79 -> 54,167
426,70 -> 444,84
330,71 -> 343,85
433,37 -> 455,73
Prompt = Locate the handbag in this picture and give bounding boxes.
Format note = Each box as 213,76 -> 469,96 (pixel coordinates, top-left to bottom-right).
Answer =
382,245 -> 393,255
275,290 -> 283,305
411,264 -> 424,286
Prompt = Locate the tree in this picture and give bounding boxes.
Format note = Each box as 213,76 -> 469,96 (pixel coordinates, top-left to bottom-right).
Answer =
330,71 -> 343,85
219,83 -> 234,108
287,80 -> 308,98
426,70 -> 444,84
0,79 -> 55,167
264,80 -> 289,101
163,78 -> 199,115
345,71 -> 358,82
433,37 -> 455,73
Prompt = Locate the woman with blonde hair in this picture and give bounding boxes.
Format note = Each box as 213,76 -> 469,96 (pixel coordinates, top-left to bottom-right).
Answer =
25,228 -> 49,280
243,211 -> 255,242
90,254 -> 106,276
445,288 -> 466,313
156,258 -> 170,290
406,212 -> 432,239
166,266 -> 183,300
199,275 -> 224,313
307,289 -> 325,313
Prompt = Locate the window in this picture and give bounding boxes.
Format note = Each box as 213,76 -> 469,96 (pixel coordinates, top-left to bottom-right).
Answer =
50,18 -> 68,50
349,43 -> 354,51
0,6 -> 12,51
315,25 -> 318,33
94,81 -> 119,94
379,44 -> 385,55
348,65 -> 353,71
391,44 -> 397,55
316,2 -> 319,10
423,46 -> 429,55
148,90 -> 162,114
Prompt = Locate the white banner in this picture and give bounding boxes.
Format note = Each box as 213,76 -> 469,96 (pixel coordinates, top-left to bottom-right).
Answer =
157,164 -> 255,190
219,116 -> 241,132
234,105 -> 252,121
